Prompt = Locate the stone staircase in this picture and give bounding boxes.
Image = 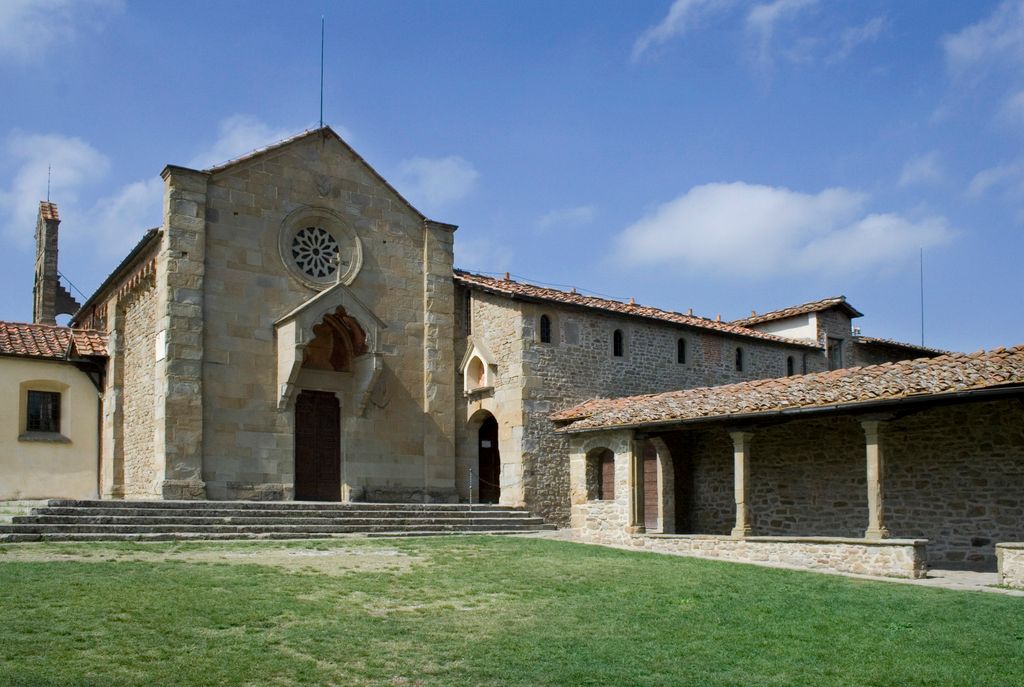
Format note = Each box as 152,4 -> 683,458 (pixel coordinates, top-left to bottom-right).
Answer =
0,499 -> 555,542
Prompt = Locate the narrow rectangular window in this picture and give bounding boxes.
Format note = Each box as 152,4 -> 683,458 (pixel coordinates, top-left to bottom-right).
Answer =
613,329 -> 624,357
786,356 -> 795,376
828,338 -> 843,370
27,390 -> 61,433
677,338 -> 686,364
735,347 -> 744,372
540,314 -> 552,344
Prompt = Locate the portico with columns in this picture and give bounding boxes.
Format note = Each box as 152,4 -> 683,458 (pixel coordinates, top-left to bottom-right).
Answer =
557,346 -> 1024,576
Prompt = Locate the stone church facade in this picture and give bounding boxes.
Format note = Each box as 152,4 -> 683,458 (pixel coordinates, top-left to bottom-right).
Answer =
18,126 -> 944,528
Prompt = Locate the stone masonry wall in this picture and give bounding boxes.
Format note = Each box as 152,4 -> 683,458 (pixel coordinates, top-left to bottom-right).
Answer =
673,399 -> 1024,569
883,400 -> 1024,569
120,283 -> 158,498
200,133 -> 446,500
455,291 -> 823,526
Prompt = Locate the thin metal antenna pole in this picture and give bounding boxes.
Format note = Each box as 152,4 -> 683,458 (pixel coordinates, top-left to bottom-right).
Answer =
319,16 -> 325,128
920,248 -> 924,346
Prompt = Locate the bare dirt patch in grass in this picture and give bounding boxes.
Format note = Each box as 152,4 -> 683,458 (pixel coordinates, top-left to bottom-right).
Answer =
0,543 -> 425,576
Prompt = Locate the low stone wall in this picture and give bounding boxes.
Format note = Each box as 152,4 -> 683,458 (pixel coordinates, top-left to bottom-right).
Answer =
576,531 -> 928,579
996,543 -> 1024,588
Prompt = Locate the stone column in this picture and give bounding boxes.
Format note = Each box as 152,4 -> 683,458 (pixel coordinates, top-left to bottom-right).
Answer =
730,431 -> 754,537
627,437 -> 646,534
862,420 -> 889,539
154,165 -> 209,500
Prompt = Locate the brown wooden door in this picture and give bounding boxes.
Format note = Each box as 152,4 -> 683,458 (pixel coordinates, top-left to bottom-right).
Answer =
478,416 -> 500,504
643,441 -> 659,531
294,390 -> 341,501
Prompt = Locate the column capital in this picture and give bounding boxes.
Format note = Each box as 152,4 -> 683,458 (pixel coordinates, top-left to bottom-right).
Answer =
728,430 -> 755,447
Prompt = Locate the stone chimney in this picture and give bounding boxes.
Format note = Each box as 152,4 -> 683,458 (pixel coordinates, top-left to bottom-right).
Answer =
32,201 -> 80,325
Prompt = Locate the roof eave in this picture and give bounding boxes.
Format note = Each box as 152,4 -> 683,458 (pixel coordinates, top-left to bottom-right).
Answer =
556,383 -> 1024,435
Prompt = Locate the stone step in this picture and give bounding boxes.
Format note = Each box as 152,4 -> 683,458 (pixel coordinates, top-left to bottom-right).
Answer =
0,524 -> 552,540
45,499 -> 520,512
14,515 -> 550,527
30,506 -> 530,519
0,530 -> 536,543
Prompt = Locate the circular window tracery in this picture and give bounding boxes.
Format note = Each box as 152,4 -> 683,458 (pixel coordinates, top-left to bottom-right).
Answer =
278,207 -> 363,289
292,226 -> 340,279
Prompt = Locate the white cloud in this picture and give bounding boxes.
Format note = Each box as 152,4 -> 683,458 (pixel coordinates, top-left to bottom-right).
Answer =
0,0 -> 122,62
997,89 -> 1024,125
83,176 -> 164,258
943,0 -> 1024,78
395,156 -> 479,208
0,132 -> 110,246
827,15 -> 886,64
188,115 -> 297,170
631,0 -> 733,61
614,181 -> 953,277
537,205 -> 596,230
745,0 -> 817,71
898,152 -> 943,187
967,159 -> 1024,198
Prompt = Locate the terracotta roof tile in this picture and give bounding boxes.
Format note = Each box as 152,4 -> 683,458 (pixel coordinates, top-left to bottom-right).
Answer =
70,329 -> 108,357
853,336 -> 947,356
454,271 -> 819,348
732,296 -> 863,327
0,321 -> 72,360
553,345 -> 1024,432
39,201 -> 59,221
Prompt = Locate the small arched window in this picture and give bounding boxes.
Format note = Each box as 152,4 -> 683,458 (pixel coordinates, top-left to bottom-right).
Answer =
677,338 -> 686,364
735,347 -> 744,371
612,329 -> 624,357
786,356 -> 795,376
539,314 -> 552,344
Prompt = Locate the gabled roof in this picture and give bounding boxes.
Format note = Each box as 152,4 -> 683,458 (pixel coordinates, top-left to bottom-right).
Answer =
0,321 -> 108,361
201,125 -> 433,223
732,296 -> 863,327
454,270 -> 820,349
552,344 -> 1024,432
854,336 -> 947,357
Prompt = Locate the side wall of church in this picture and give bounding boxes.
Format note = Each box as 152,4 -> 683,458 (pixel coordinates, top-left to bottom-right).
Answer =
120,283 -> 159,498
199,134 -> 453,500
454,287 -> 824,525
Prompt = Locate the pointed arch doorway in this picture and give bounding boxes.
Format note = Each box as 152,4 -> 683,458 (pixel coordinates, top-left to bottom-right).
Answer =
478,415 -> 500,504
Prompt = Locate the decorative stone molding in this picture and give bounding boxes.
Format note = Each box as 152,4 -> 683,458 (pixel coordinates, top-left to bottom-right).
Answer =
460,336 -> 498,395
278,206 -> 363,289
274,281 -> 385,413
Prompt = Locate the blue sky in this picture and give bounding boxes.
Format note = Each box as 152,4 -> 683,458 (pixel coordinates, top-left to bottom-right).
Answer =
1,0 -> 1021,353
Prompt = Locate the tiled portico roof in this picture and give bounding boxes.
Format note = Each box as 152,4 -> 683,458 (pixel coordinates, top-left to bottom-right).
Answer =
0,321 -> 108,361
454,270 -> 819,348
732,296 -> 863,327
552,345 -> 1024,432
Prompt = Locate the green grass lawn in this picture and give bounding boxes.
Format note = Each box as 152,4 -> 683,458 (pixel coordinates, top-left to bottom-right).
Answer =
1,536 -> 1022,687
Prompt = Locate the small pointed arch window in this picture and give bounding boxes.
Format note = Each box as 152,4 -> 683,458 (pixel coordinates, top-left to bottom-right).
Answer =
786,355 -> 795,376
612,329 -> 624,357
735,347 -> 744,372
676,338 -> 686,364
539,314 -> 552,344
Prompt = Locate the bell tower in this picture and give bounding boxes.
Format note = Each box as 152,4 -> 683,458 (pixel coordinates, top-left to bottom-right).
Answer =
32,201 -> 80,325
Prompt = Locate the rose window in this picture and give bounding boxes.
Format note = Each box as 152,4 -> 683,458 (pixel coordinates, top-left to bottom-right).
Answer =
291,226 -> 340,279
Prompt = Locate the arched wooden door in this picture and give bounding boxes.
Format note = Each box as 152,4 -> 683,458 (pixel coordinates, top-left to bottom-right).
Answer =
294,390 -> 341,501
478,416 -> 500,504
